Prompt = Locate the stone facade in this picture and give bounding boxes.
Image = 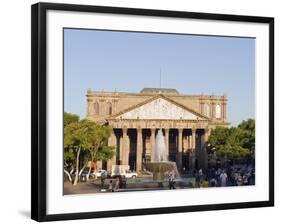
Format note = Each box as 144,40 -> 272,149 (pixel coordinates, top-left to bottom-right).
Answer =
86,88 -> 228,173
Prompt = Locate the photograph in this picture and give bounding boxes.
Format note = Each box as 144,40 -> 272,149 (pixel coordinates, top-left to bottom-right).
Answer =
63,28 -> 256,195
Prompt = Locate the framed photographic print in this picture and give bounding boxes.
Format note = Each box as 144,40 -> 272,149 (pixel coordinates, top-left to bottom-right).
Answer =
31,2 -> 274,222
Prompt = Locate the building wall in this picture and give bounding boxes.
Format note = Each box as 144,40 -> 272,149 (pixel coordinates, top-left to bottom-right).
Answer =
86,89 -> 227,124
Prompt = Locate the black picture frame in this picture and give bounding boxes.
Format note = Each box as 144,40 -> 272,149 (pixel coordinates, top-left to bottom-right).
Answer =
31,2 -> 274,222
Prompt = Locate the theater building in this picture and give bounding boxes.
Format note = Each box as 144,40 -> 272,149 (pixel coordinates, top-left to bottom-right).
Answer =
86,88 -> 228,173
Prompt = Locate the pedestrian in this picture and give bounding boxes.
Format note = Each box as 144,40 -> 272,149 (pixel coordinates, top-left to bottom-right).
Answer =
210,178 -> 217,187
114,176 -> 120,191
202,178 -> 209,188
101,170 -> 106,188
242,174 -> 249,186
220,170 -> 228,187
168,171 -> 175,189
195,172 -> 201,188
237,174 -> 243,186
108,180 -> 113,192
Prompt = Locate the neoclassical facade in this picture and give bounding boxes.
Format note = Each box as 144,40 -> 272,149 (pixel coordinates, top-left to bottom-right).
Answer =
86,88 -> 228,173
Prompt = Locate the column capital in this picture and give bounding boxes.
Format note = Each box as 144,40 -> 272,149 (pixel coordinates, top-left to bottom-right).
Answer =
178,128 -> 183,133
151,128 -> 156,135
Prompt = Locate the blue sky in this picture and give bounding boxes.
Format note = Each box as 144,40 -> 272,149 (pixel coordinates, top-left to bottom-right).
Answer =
64,28 -> 255,126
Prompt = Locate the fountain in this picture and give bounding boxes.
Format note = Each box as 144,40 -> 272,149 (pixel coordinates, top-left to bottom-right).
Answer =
145,129 -> 179,181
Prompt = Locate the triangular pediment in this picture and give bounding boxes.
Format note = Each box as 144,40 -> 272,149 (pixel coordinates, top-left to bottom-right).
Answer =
112,95 -> 208,120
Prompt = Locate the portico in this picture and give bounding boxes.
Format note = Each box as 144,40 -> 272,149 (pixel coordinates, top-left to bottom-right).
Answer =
104,94 -> 211,173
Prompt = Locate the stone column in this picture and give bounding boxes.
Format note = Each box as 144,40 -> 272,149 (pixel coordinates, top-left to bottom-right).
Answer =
177,129 -> 183,171
199,133 -> 205,170
136,128 -> 143,173
211,102 -> 216,119
118,135 -> 123,165
200,101 -> 204,115
189,128 -> 196,170
150,128 -> 155,161
99,99 -> 105,115
188,135 -> 191,150
222,102 -> 227,121
165,128 -> 169,160
107,130 -> 117,171
122,127 -> 129,165
203,129 -> 210,170
192,128 -> 196,149
112,99 -> 118,114
87,99 -> 92,117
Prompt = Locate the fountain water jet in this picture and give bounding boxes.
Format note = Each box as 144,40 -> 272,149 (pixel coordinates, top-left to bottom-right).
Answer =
145,129 -> 179,181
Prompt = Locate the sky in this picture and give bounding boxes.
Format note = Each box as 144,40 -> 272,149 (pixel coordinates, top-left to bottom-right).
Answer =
64,28 -> 255,126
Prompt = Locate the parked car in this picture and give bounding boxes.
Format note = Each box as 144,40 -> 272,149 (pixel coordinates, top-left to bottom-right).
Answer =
80,169 -> 95,181
92,169 -> 108,179
124,170 -> 137,178
110,165 -> 137,178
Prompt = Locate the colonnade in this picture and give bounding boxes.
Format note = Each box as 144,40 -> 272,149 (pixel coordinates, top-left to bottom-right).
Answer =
105,127 -> 210,173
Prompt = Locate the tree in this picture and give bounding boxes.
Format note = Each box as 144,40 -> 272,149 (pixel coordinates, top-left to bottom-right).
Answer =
64,116 -> 116,185
238,119 -> 255,153
63,112 -> 79,182
224,127 -> 251,159
63,148 -> 75,182
64,120 -> 93,185
208,119 -> 255,162
85,124 -> 115,181
64,112 -> 79,127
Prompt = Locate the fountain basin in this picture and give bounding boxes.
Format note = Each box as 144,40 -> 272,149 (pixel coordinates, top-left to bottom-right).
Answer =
145,161 -> 179,181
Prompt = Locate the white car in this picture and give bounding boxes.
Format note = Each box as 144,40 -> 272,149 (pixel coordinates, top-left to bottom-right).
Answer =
124,170 -> 137,178
93,169 -> 108,179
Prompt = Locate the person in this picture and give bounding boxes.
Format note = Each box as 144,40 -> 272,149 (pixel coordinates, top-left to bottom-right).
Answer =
114,176 -> 120,191
168,170 -> 175,189
121,175 -> 127,188
210,178 -> 217,187
195,172 -> 201,188
199,168 -> 203,180
101,170 -> 106,188
108,180 -> 113,192
202,178 -> 209,188
236,174 -> 243,186
220,170 -> 228,187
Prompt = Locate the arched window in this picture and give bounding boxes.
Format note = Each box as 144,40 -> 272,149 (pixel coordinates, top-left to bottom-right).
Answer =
215,104 -> 221,119
93,102 -> 99,115
106,102 -> 112,115
205,103 -> 210,117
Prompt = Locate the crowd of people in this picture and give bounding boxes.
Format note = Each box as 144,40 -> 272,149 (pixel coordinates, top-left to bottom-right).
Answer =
100,164 -> 255,192
192,164 -> 255,188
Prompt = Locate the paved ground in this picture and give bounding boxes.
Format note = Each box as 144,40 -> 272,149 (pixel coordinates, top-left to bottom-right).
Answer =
63,177 -> 194,195
63,176 -> 254,195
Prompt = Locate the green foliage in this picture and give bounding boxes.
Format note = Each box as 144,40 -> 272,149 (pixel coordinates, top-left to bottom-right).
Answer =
64,112 -> 79,127
64,119 -> 93,150
63,114 -> 115,169
208,119 -> 255,160
64,148 -> 75,165
239,119 -> 255,153
95,146 -> 115,161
